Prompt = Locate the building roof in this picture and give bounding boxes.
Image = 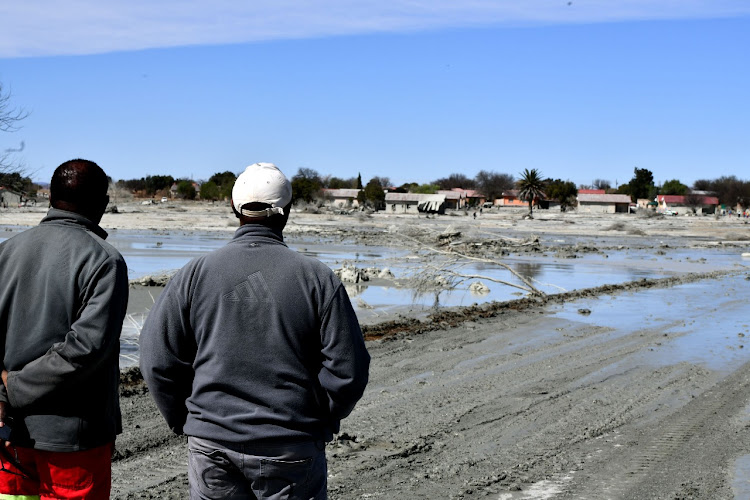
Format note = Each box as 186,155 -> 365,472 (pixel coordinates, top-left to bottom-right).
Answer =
577,193 -> 632,204
322,188 -> 361,198
578,189 -> 606,195
453,188 -> 483,198
385,192 -> 445,203
657,195 -> 719,205
437,190 -> 465,200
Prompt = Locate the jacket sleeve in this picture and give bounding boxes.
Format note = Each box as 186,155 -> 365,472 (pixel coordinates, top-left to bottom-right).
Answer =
6,255 -> 128,409
139,268 -> 197,435
317,284 -> 370,424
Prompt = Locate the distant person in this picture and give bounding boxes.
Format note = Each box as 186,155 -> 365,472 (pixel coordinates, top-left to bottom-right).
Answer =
0,159 -> 129,499
140,162 -> 370,499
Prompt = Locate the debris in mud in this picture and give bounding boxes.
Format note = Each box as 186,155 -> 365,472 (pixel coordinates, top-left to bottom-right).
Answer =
129,271 -> 177,286
469,281 -> 490,294
119,366 -> 148,396
577,308 -> 592,315
335,265 -> 368,283
335,264 -> 394,283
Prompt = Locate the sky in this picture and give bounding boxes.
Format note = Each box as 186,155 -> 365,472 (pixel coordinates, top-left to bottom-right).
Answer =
1,1 -> 749,188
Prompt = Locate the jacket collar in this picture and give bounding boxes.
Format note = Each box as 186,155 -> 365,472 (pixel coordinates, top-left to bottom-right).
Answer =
233,223 -> 285,244
41,208 -> 109,240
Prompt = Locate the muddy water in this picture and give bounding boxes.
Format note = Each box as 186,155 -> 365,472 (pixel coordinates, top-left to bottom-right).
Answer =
109,229 -> 750,368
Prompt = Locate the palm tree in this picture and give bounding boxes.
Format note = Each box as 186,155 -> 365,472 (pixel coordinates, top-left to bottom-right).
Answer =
517,168 -> 546,217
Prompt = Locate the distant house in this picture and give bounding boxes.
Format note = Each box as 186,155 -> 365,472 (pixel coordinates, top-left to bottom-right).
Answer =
322,188 -> 361,209
656,195 -> 719,215
385,192 -> 446,214
636,198 -> 656,210
453,188 -> 485,207
497,190 -> 526,207
578,189 -> 606,195
437,190 -> 466,210
0,186 -> 24,208
577,193 -> 632,214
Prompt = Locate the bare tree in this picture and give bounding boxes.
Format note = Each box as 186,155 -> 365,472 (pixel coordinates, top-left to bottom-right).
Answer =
1,82 -> 29,174
684,191 -> 704,214
592,179 -> 611,191
475,170 -> 514,205
434,173 -> 476,190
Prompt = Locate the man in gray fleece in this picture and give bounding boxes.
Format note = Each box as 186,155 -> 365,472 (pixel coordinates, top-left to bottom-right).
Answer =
140,162 -> 370,500
0,159 -> 128,499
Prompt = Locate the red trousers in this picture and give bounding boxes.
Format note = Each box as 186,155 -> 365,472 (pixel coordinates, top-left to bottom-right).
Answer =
0,442 -> 113,500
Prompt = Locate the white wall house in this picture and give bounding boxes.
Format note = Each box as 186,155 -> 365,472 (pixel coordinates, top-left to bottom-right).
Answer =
577,193 -> 632,214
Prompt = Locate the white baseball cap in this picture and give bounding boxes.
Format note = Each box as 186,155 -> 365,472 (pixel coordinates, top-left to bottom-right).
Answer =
232,163 -> 292,217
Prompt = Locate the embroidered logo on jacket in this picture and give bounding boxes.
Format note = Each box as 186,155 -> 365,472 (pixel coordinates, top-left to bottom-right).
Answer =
223,272 -> 274,303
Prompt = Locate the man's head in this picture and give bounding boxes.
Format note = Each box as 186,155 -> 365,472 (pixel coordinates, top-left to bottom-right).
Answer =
50,159 -> 110,224
232,163 -> 292,230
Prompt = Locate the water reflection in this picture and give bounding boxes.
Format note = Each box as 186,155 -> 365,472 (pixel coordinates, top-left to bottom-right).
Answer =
515,262 -> 543,281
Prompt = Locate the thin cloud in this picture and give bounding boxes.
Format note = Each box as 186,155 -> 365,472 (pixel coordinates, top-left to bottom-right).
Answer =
2,0 -> 749,58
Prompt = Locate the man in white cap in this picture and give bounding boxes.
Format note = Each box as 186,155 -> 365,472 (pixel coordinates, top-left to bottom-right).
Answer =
139,163 -> 370,499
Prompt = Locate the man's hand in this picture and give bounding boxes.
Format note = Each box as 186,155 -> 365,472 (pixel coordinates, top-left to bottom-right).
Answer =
0,401 -> 10,447
1,369 -> 7,388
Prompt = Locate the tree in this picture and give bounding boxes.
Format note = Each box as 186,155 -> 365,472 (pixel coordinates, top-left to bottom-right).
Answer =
325,176 -> 358,189
545,179 -> 578,212
0,171 -> 36,194
208,171 -> 236,199
434,173 -> 476,190
696,175 -> 750,208
684,191 -> 705,214
517,168 -> 546,217
412,183 -> 439,194
144,175 -> 175,196
200,181 -> 221,201
627,167 -> 655,202
361,178 -> 386,209
475,171 -> 514,205
692,179 -> 713,191
370,176 -> 391,190
393,182 -> 418,193
177,180 -> 196,200
291,168 -> 322,203
592,179 -> 611,191
357,173 -> 363,189
660,179 -> 688,196
1,82 -> 29,174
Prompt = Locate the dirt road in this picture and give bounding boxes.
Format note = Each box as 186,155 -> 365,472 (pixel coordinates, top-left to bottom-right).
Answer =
111,270 -> 750,499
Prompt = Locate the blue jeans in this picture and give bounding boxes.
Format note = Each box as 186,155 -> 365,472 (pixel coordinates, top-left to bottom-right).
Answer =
187,436 -> 327,500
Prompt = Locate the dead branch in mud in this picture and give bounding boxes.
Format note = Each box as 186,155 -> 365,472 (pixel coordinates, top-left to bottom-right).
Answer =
396,228 -> 545,297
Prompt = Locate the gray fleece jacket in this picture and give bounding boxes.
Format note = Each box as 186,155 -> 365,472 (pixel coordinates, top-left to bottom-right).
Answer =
139,223 -> 370,444
0,209 -> 129,451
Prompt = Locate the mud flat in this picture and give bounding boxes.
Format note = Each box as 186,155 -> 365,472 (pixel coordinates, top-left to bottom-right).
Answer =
3,203 -> 750,498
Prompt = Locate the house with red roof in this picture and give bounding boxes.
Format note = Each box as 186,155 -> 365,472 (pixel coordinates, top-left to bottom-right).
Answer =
438,190 -> 467,210
656,194 -> 719,215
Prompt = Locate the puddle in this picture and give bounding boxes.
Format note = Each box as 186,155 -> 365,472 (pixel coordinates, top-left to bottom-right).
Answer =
551,275 -> 750,372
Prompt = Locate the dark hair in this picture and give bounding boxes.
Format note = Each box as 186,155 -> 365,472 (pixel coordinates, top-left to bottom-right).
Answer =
50,159 -> 109,210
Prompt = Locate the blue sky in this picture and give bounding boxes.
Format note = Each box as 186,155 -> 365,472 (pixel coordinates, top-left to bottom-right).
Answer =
1,1 -> 749,188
